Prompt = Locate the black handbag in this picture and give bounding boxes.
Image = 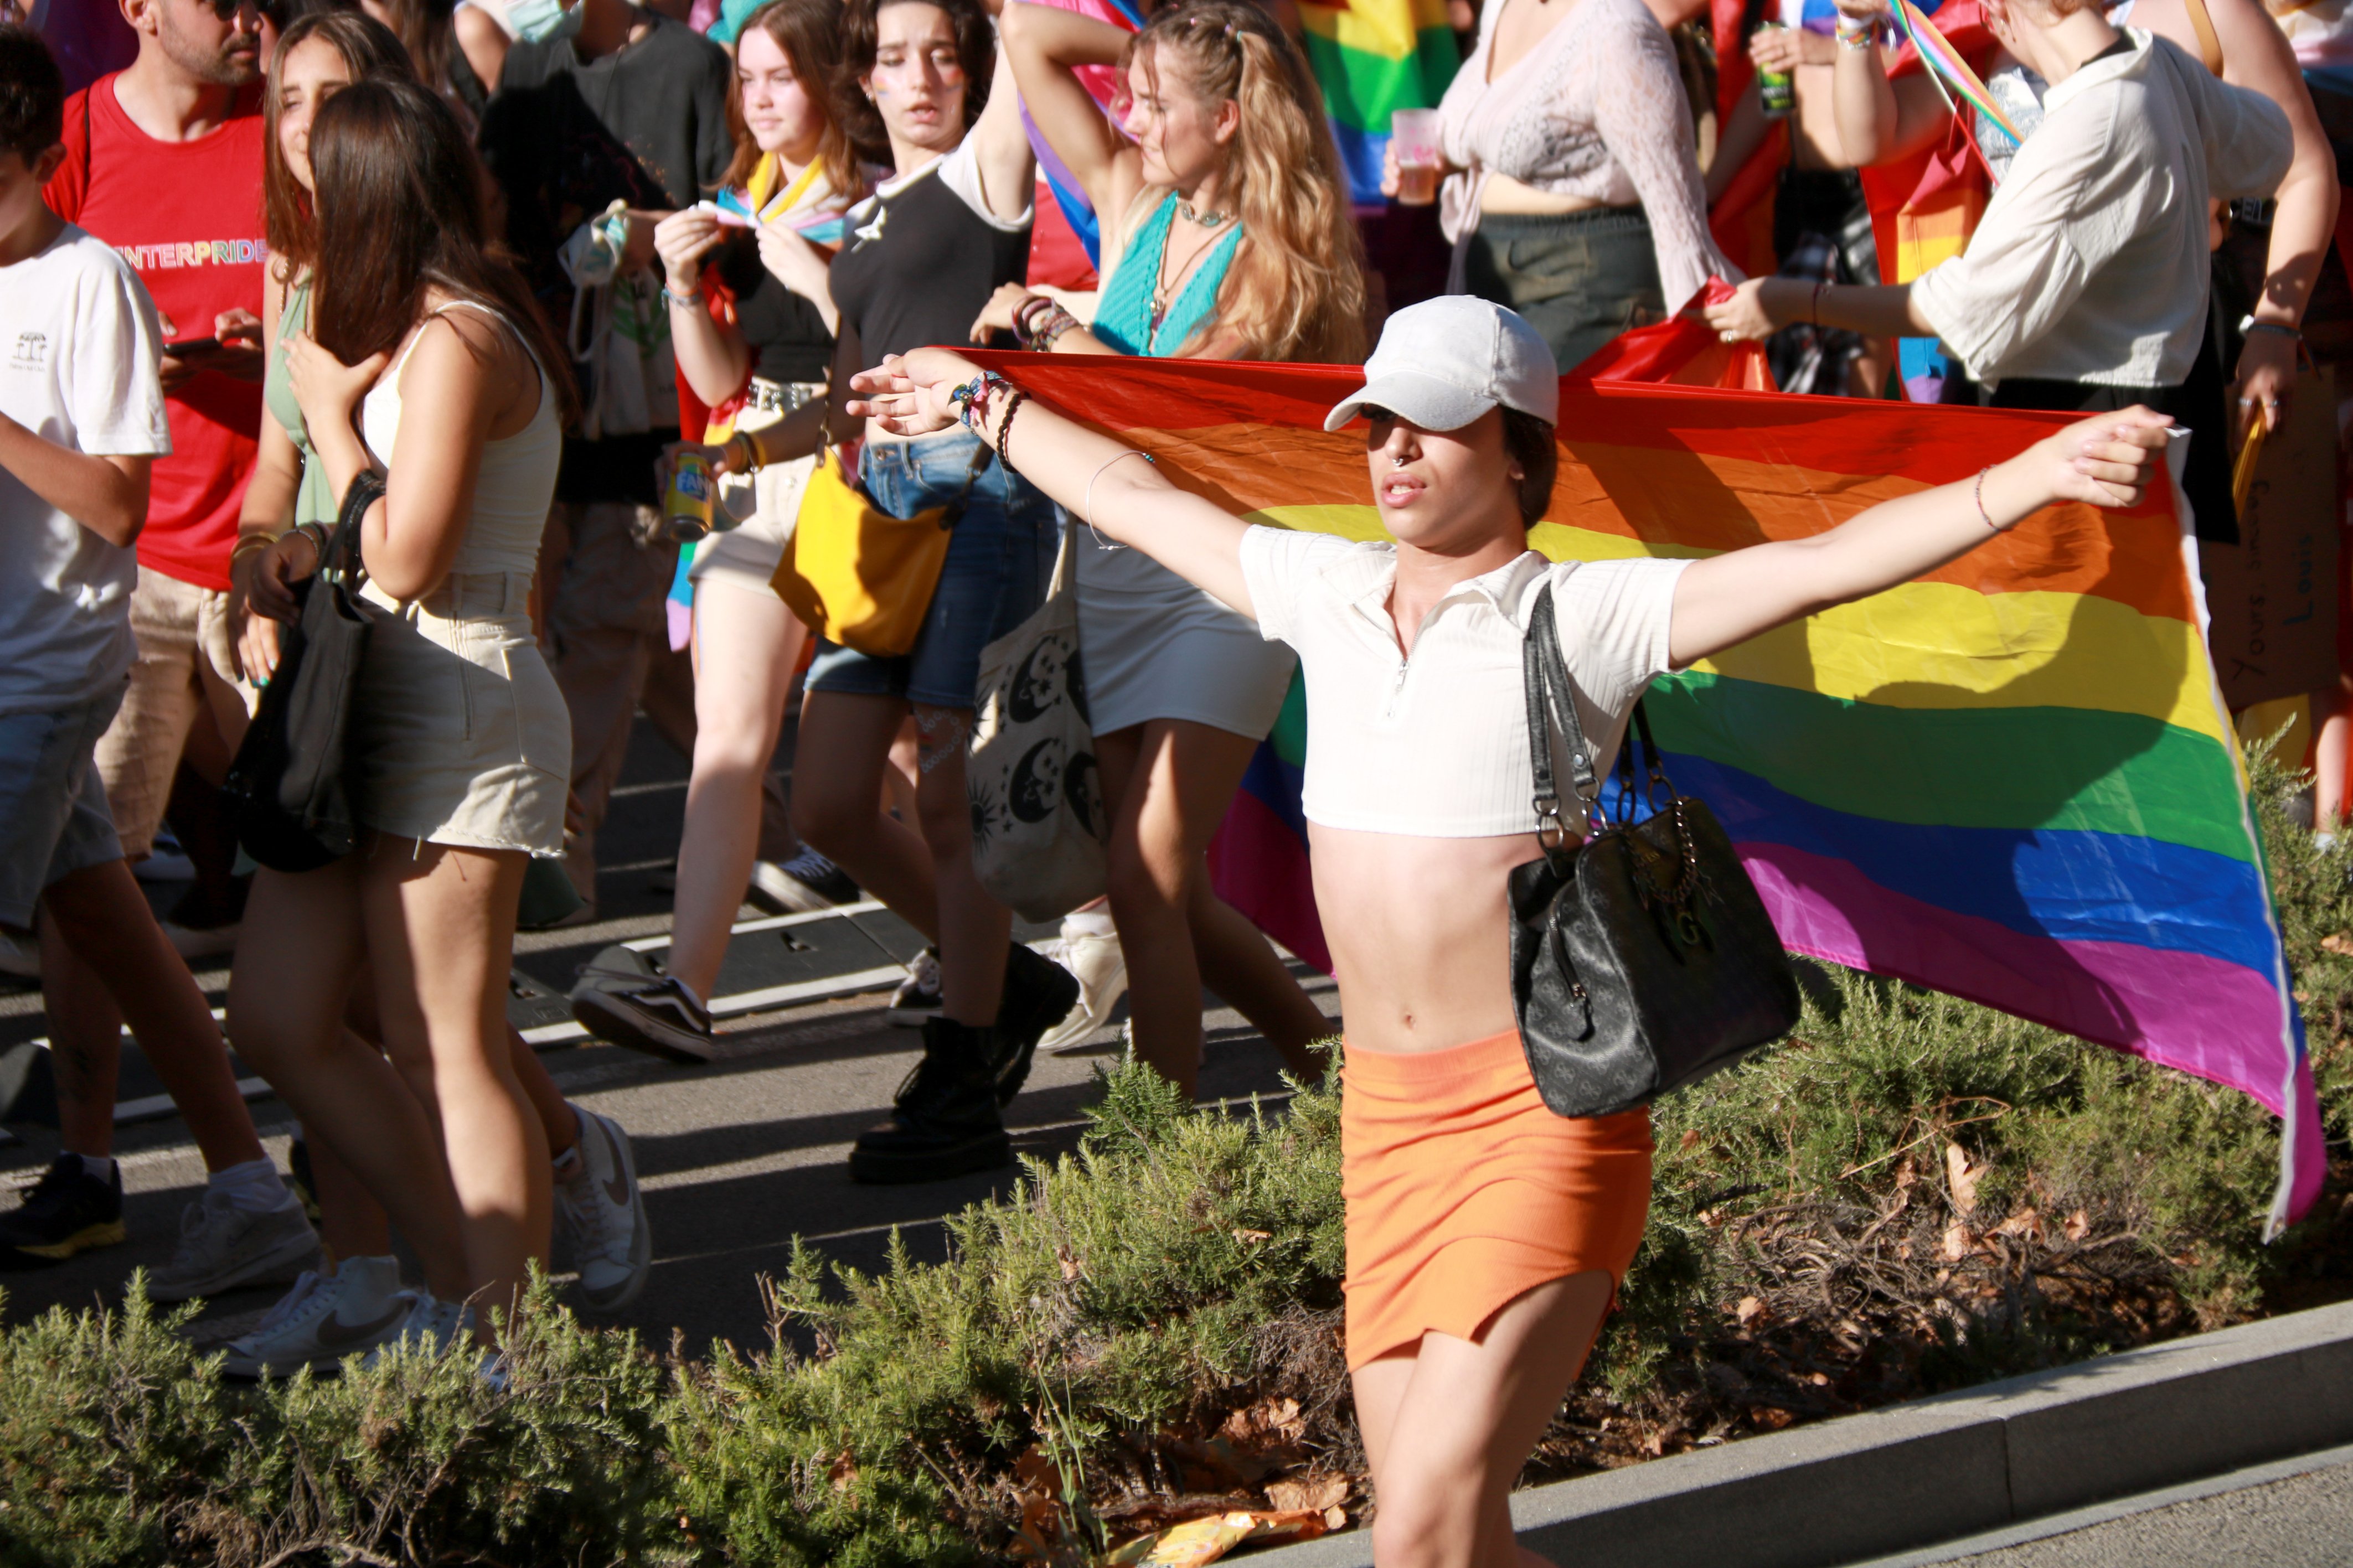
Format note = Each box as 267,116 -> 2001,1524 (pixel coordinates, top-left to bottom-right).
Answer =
1507,586 -> 1801,1118
223,473 -> 383,873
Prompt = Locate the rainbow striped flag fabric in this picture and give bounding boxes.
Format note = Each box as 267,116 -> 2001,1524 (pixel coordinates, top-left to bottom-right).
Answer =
979,353 -> 2326,1233
1295,0 -> 1459,203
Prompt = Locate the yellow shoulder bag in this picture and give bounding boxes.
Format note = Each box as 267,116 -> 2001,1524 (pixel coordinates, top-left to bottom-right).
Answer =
773,418 -> 991,658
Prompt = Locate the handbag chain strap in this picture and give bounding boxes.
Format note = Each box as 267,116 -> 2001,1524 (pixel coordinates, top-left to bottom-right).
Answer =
1522,587 -> 1602,853
1522,583 -> 1696,908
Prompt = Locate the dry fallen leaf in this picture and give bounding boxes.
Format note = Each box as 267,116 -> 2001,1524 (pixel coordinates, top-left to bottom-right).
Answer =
1323,1506 -> 1346,1530
1679,1128 -> 1702,1151
1056,1245 -> 1081,1282
1944,1143 -> 1983,1216
1940,1221 -> 1975,1261
1265,1475 -> 1346,1513
1230,1229 -> 1271,1246
1993,1207 -> 2045,1244
1735,1296 -> 1766,1327
2323,932 -> 2352,955
829,1451 -> 858,1493
2064,1208 -> 2090,1241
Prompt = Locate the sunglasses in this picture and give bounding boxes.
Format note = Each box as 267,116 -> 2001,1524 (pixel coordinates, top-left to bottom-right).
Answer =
195,0 -> 286,22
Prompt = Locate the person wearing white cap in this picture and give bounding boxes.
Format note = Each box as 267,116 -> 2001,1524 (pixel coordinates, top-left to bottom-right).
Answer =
848,294 -> 2170,1567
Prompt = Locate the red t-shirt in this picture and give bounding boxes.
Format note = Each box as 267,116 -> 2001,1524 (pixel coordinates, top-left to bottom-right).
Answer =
45,75 -> 266,592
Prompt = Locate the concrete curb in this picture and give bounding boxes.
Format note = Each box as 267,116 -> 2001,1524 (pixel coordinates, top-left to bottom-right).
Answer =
1257,1298 -> 2353,1568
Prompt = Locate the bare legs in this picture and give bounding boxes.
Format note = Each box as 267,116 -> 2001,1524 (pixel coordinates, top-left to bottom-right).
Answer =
1094,720 -> 1330,1099
362,842 -> 548,1315
791,690 -> 940,941
1351,1272 -> 1616,1568
227,861 -> 472,1302
229,840 -> 551,1316
668,581 -> 808,1001
41,668 -> 263,1172
39,857 -> 269,1172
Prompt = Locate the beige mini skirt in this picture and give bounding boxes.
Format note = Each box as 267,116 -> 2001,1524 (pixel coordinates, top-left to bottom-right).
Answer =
355,570 -> 569,858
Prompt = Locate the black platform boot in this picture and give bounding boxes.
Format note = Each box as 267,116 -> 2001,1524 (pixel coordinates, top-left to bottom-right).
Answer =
848,1017 -> 1013,1183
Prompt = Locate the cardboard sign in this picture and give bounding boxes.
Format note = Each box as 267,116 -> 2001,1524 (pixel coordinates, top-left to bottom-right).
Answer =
2201,366 -> 2340,710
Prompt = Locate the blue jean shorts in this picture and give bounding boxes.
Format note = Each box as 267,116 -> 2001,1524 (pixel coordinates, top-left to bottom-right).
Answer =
804,427 -> 1062,710
0,689 -> 126,933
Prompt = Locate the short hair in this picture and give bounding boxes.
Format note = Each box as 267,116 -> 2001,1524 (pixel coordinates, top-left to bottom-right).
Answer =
0,26 -> 63,167
1501,407 -> 1559,528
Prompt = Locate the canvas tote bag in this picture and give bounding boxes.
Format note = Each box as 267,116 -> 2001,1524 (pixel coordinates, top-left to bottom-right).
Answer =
967,520 -> 1110,921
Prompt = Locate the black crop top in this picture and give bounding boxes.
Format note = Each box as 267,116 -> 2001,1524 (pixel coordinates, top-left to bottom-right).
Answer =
829,139 -> 1032,363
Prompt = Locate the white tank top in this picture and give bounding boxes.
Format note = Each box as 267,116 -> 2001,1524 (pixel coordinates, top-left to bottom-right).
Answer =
360,299 -> 560,582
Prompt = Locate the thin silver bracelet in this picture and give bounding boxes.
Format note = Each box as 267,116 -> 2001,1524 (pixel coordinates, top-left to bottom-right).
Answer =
1973,466 -> 1998,530
1083,448 -> 1156,536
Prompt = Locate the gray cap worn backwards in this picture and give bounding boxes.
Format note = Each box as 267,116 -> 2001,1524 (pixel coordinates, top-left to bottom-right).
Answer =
1323,296 -> 1561,434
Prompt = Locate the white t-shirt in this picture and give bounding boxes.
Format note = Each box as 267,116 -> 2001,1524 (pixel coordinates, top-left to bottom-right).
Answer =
0,225 -> 171,716
1237,527 -> 1687,837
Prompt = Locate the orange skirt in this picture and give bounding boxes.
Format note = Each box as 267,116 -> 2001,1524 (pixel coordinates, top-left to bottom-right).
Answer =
1340,1029 -> 1653,1370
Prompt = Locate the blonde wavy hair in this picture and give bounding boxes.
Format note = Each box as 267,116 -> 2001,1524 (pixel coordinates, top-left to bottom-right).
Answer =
1122,0 -> 1367,364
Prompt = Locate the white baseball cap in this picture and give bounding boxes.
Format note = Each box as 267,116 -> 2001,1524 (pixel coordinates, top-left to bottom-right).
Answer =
1323,296 -> 1560,434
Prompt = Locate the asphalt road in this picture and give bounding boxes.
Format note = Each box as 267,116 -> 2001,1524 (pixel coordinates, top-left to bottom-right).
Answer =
0,716 -> 1337,1358
1857,1449 -> 2353,1568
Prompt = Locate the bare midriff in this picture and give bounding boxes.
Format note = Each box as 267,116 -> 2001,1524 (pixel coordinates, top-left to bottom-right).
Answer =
1310,821 -> 1563,1055
1478,173 -> 1612,216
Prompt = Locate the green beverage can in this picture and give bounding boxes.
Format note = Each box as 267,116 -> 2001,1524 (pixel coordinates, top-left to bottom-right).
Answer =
1758,23 -> 1795,118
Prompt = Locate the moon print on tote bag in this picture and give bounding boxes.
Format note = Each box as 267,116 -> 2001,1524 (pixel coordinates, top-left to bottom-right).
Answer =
967,519 -> 1111,922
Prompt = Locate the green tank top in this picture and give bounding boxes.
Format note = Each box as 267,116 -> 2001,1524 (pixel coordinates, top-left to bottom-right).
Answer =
264,275 -> 338,529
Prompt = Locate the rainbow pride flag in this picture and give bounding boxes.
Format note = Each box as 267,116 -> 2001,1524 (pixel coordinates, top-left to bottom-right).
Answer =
978,353 -> 2326,1233
1296,0 -> 1459,204
1892,0 -> 2022,147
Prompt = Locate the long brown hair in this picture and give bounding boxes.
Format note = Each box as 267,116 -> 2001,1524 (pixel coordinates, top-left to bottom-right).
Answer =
1122,0 -> 1367,364
837,0 -> 995,157
721,0 -> 873,193
371,0 -> 461,102
308,80 -> 579,426
262,11 -> 416,279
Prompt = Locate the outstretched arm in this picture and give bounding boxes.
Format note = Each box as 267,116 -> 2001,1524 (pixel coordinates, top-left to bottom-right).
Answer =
1668,408 -> 2174,666
850,346 -> 1256,614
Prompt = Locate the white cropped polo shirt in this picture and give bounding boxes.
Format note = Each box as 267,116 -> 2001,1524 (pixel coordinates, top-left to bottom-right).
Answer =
1236,527 -> 1689,838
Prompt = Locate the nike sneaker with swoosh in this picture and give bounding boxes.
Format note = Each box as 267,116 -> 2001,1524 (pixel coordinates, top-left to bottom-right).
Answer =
554,1105 -> 652,1312
146,1187 -> 322,1303
221,1255 -> 414,1378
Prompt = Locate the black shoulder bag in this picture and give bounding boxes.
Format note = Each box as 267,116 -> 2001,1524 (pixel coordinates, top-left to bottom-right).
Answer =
222,473 -> 384,873
1508,586 -> 1802,1117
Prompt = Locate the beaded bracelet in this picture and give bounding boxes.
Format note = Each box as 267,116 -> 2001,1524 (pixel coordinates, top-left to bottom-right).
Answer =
1012,294 -> 1056,349
1973,466 -> 1998,530
1033,307 -> 1081,350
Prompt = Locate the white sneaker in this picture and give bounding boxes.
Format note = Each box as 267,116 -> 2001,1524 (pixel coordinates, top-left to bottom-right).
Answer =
554,1106 -> 651,1313
1035,928 -> 1127,1053
362,1292 -> 474,1368
221,1256 -> 413,1377
887,946 -> 943,1027
146,1188 -> 321,1302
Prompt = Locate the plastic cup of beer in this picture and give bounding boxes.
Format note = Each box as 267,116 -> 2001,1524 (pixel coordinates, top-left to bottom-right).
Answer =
1391,108 -> 1442,206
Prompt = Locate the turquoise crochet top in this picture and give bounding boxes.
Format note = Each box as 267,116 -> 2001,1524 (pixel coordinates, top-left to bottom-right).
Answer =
1092,192 -> 1244,358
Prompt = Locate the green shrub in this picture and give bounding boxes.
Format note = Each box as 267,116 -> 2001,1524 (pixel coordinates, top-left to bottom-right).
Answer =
0,743 -> 2338,1564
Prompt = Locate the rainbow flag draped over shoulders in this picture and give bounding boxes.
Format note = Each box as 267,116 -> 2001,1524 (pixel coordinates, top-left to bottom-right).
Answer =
981,354 -> 2325,1233
1295,0 -> 1460,204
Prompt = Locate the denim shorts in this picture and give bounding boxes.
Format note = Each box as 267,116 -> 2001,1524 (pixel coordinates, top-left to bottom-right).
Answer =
804,427 -> 1062,710
1459,206 -> 1666,376
0,688 -> 126,933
